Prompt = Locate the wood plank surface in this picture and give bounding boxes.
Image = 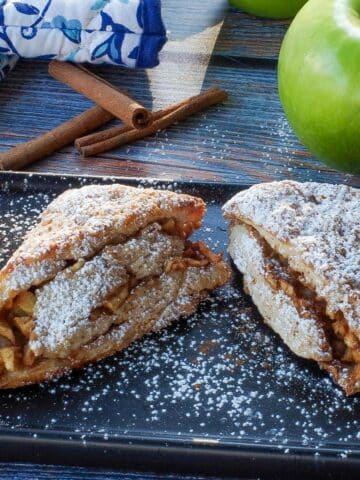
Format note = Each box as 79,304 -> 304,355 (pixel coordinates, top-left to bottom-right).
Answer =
0,0 -> 358,187
215,9 -> 289,59
0,464 -> 219,480
0,58 -> 358,186
162,2 -> 287,60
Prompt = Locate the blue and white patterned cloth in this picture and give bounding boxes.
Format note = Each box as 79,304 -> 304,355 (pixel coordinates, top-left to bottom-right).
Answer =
0,0 -> 166,80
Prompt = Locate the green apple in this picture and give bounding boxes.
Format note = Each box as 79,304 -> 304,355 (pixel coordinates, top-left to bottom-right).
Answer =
278,0 -> 360,174
229,0 -> 308,19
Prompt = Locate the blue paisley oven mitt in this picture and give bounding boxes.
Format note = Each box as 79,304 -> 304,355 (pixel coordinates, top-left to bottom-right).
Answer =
0,0 -> 166,80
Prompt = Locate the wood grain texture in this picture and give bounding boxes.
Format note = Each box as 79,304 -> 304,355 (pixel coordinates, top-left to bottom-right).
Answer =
0,464 -> 216,480
0,1 -> 357,186
215,9 -> 289,60
0,59 -> 358,186
162,0 -> 287,60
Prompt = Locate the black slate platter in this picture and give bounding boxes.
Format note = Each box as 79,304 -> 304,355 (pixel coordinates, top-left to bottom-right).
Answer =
0,172 -> 359,480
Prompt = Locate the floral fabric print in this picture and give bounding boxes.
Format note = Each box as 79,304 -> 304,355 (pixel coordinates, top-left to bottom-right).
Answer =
0,0 -> 166,80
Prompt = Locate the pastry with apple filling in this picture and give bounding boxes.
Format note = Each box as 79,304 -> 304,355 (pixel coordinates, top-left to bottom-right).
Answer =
0,184 -> 231,388
223,181 -> 359,395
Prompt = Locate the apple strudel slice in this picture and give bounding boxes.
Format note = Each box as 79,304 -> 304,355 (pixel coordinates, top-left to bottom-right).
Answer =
0,184 -> 231,388
223,181 -> 359,395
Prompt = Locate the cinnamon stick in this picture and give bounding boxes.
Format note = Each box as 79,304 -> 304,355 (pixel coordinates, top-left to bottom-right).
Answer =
79,87 -> 228,158
0,106 -> 113,171
75,96 -> 195,150
49,61 -> 152,129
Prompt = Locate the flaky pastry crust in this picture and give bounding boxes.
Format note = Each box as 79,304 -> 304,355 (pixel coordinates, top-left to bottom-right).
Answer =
0,184 -> 205,309
224,181 -> 360,395
0,184 -> 231,388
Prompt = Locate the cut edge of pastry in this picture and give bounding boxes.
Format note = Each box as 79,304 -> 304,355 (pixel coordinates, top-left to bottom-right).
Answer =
223,180 -> 359,334
0,260 -> 230,389
229,224 -> 333,362
0,185 -> 231,388
228,222 -> 360,396
224,181 -> 360,396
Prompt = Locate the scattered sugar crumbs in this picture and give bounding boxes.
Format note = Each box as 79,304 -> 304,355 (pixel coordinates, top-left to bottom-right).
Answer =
0,176 -> 359,459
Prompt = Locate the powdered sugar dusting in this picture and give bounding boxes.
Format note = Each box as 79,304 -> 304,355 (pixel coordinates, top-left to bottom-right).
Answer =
31,254 -> 127,357
228,224 -> 331,362
0,175 -> 359,461
0,258 -> 66,307
0,182 -> 204,312
224,181 -> 360,335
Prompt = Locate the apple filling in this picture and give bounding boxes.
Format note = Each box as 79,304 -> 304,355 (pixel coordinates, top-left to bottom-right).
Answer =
0,220 -> 221,373
246,225 -> 360,365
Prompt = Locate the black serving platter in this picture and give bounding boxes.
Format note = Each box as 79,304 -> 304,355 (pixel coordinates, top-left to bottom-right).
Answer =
0,172 -> 359,480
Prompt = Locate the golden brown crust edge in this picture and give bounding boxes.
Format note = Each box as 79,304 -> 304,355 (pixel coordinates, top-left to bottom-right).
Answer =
0,184 -> 206,308
320,362 -> 360,396
0,261 -> 231,389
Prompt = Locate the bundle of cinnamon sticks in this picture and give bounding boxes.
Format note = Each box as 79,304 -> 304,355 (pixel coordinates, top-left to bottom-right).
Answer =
0,61 -> 228,171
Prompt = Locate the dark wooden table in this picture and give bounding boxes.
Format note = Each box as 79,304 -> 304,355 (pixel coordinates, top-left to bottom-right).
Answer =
0,0 -> 359,187
0,464 -> 224,480
0,0 -> 358,478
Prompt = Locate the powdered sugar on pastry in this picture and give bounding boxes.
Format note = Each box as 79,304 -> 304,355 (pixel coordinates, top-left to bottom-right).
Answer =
107,223 -> 184,280
31,253 -> 128,358
229,224 -> 331,362
0,184 -> 205,311
224,180 -> 360,395
0,259 -> 66,307
31,224 -> 187,359
0,182 -> 231,389
224,181 -> 360,336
